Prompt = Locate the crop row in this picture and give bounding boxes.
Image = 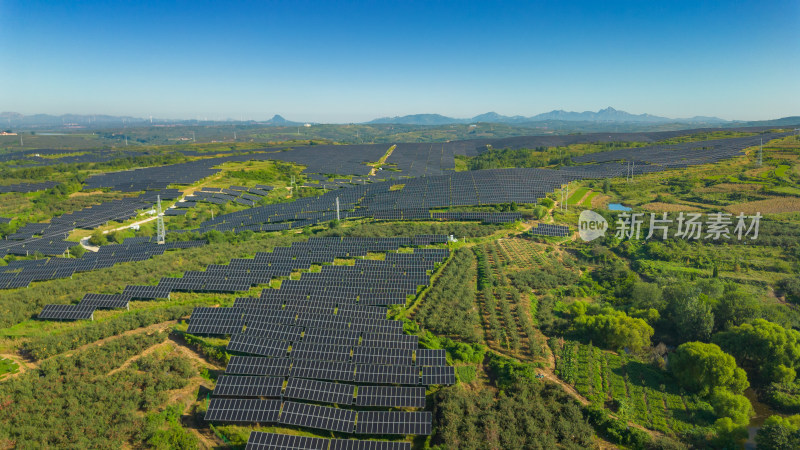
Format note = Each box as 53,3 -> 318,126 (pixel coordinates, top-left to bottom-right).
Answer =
550,339 -> 716,437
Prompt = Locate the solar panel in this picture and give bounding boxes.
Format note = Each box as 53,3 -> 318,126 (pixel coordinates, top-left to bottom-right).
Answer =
246,432 -> 328,450
354,411 -> 432,435
284,378 -> 355,405
213,376 -> 283,398
79,295 -> 130,309
415,349 -> 446,366
354,365 -> 419,385
421,366 -> 456,385
290,360 -> 355,382
353,348 -> 413,366
187,319 -> 244,335
227,334 -> 289,357
204,398 -> 281,423
279,401 -> 356,433
329,439 -> 411,450
355,386 -> 426,408
38,304 -> 95,321
225,356 -> 291,376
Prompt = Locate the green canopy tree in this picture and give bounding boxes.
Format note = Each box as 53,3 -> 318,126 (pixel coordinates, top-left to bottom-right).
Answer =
572,311 -> 654,352
713,288 -> 761,331
713,319 -> 800,385
756,415 -> 800,450
710,389 -> 754,425
669,342 -> 749,395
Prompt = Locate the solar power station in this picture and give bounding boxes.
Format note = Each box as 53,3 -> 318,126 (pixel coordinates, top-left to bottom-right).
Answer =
180,236 -> 456,444
5,126 -> 794,447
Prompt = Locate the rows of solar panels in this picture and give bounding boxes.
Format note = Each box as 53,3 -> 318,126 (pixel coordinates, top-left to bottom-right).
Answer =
0,189 -> 181,258
36,235 -> 447,318
529,223 -> 571,237
3,239 -> 205,290
179,184 -> 273,209
4,125 -> 787,170
373,209 -> 521,223
180,168 -> 572,237
571,132 -> 789,167
246,431 -> 411,450
0,181 -> 59,194
191,237 -> 454,443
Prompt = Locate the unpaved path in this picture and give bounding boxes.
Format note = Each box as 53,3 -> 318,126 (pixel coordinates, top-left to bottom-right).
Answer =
537,339 -> 666,441
0,353 -> 31,380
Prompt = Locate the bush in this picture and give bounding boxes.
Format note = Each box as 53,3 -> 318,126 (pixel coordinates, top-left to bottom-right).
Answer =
755,415 -> 800,449
88,230 -> 107,246
584,406 -> 653,448
24,305 -> 194,360
69,244 -> 85,258
669,342 -> 749,396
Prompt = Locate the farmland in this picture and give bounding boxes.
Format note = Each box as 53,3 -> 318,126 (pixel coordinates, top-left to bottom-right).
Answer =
0,127 -> 798,449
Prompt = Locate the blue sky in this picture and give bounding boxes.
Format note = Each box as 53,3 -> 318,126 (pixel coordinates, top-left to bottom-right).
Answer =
0,0 -> 798,122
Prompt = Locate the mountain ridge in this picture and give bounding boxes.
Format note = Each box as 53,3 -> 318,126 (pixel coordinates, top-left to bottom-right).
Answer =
366,107 -> 731,125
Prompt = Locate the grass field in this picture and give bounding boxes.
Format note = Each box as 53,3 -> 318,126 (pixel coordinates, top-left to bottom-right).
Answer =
0,357 -> 19,379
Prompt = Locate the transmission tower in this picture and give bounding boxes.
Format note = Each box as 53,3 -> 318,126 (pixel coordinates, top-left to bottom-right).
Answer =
156,195 -> 165,244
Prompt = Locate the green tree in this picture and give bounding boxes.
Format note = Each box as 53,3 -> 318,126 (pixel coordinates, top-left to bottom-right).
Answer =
629,281 -> 664,310
713,319 -> 800,385
539,198 -> 554,208
669,342 -> 749,395
572,311 -> 654,352
68,244 -> 85,258
665,294 -> 714,343
713,417 -> 749,448
709,389 -> 754,425
756,415 -> 800,450
777,277 -> 800,304
88,230 -> 107,246
713,287 -> 761,331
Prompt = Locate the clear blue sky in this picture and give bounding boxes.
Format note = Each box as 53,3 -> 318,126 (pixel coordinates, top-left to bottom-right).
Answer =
1,0 -> 798,122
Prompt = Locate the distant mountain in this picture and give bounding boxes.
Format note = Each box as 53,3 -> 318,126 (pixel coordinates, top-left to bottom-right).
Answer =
1,112 -> 147,128
365,108 -> 730,125
0,112 -> 306,129
262,114 -> 302,126
367,114 -> 467,126
734,116 -> 800,127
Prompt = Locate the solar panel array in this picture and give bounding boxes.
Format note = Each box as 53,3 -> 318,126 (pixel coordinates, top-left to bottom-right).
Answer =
246,431 -> 411,450
37,304 -> 95,321
84,159 -> 224,191
529,223 -> 571,237
7,239 -> 205,291
570,132 -> 790,173
198,237 -> 454,441
0,189 -> 183,260
0,181 -> 59,193
186,167 -> 574,236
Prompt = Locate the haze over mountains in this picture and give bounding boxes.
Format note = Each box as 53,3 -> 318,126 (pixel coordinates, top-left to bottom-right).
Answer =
2,108 -> 798,129
367,107 -> 731,125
